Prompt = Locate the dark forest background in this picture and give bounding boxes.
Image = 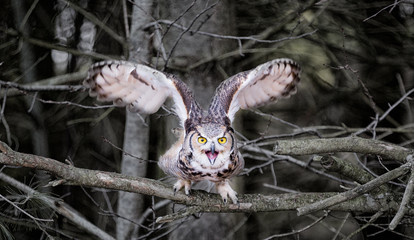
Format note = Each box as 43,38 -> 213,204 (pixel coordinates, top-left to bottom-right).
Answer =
0,0 -> 413,239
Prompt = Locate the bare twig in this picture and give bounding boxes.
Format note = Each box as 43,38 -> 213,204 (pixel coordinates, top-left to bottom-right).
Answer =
163,1 -> 219,68
61,0 -> 127,49
397,73 -> 413,125
0,87 -> 7,121
0,193 -> 52,222
345,211 -> 383,240
0,88 -> 12,145
3,70 -> 88,98
102,137 -> 158,163
0,193 -> 53,238
389,156 -> 414,230
0,173 -> 115,240
244,145 -> 357,186
364,218 -> 414,240
298,124 -> 414,138
36,98 -> 115,109
263,183 -> 300,193
354,88 -> 414,136
137,199 -> 171,230
333,212 -> 351,240
263,211 -> 329,240
0,80 -> 84,92
18,0 -> 39,31
363,0 -> 404,22
5,28 -> 117,60
159,0 -> 196,45
121,0 -> 130,39
151,19 -> 318,44
297,160 -> 412,216
155,206 -> 201,223
249,108 -> 301,129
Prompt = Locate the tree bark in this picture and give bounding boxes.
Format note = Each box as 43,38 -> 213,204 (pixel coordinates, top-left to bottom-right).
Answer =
0,139 -> 411,215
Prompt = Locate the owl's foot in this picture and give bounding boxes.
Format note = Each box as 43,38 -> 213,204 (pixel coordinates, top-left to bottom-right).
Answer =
173,179 -> 192,195
216,181 -> 238,204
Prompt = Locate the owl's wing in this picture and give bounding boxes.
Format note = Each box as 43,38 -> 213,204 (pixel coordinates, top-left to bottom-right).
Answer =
83,61 -> 201,126
209,58 -> 300,122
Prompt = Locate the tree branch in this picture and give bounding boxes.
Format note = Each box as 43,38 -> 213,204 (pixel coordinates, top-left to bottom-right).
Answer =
2,70 -> 88,97
5,28 -> 118,61
389,159 -> 414,230
0,140 -> 412,216
272,137 -> 413,163
61,0 -> 128,52
0,80 -> 84,92
297,160 -> 412,216
319,155 -> 390,194
318,155 -> 375,184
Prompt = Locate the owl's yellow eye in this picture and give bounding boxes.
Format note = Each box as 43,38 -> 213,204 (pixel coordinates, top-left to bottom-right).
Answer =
218,137 -> 227,145
198,137 -> 207,144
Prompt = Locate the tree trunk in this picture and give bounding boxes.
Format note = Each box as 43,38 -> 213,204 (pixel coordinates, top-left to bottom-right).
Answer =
116,1 -> 153,239
11,0 -> 51,192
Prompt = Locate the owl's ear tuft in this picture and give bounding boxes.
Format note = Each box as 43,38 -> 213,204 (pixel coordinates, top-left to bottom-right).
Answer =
208,58 -> 301,122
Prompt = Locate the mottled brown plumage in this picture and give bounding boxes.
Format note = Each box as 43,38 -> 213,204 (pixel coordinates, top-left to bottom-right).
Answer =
84,58 -> 301,203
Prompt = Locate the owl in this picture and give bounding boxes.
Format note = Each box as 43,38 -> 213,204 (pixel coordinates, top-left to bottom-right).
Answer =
84,58 -> 301,204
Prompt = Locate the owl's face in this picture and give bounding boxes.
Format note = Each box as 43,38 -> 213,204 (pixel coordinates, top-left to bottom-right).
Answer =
186,123 -> 235,170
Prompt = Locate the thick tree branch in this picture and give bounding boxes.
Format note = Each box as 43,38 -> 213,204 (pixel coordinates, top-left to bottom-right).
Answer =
319,155 -> 390,194
318,155 -> 375,184
0,140 -> 412,216
272,137 -> 413,163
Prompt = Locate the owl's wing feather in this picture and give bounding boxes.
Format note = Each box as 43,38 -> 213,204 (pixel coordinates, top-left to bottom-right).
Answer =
209,58 -> 300,122
84,61 -> 200,126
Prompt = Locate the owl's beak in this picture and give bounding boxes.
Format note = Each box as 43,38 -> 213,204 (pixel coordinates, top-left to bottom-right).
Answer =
206,143 -> 218,165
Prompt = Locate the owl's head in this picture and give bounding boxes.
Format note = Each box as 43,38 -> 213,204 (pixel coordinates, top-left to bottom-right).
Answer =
187,123 -> 235,169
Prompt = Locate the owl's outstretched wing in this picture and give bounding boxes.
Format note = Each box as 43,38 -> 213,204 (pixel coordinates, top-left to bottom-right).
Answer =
83,61 -> 201,126
208,58 -> 301,123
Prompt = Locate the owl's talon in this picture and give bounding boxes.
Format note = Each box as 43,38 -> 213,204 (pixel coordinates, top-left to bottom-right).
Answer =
173,179 -> 192,195
216,181 -> 238,204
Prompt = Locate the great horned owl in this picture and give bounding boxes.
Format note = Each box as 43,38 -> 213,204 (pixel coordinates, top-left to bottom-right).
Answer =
84,58 -> 301,204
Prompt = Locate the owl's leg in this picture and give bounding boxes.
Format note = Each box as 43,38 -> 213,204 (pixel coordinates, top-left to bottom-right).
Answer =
215,180 -> 238,204
173,179 -> 192,195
